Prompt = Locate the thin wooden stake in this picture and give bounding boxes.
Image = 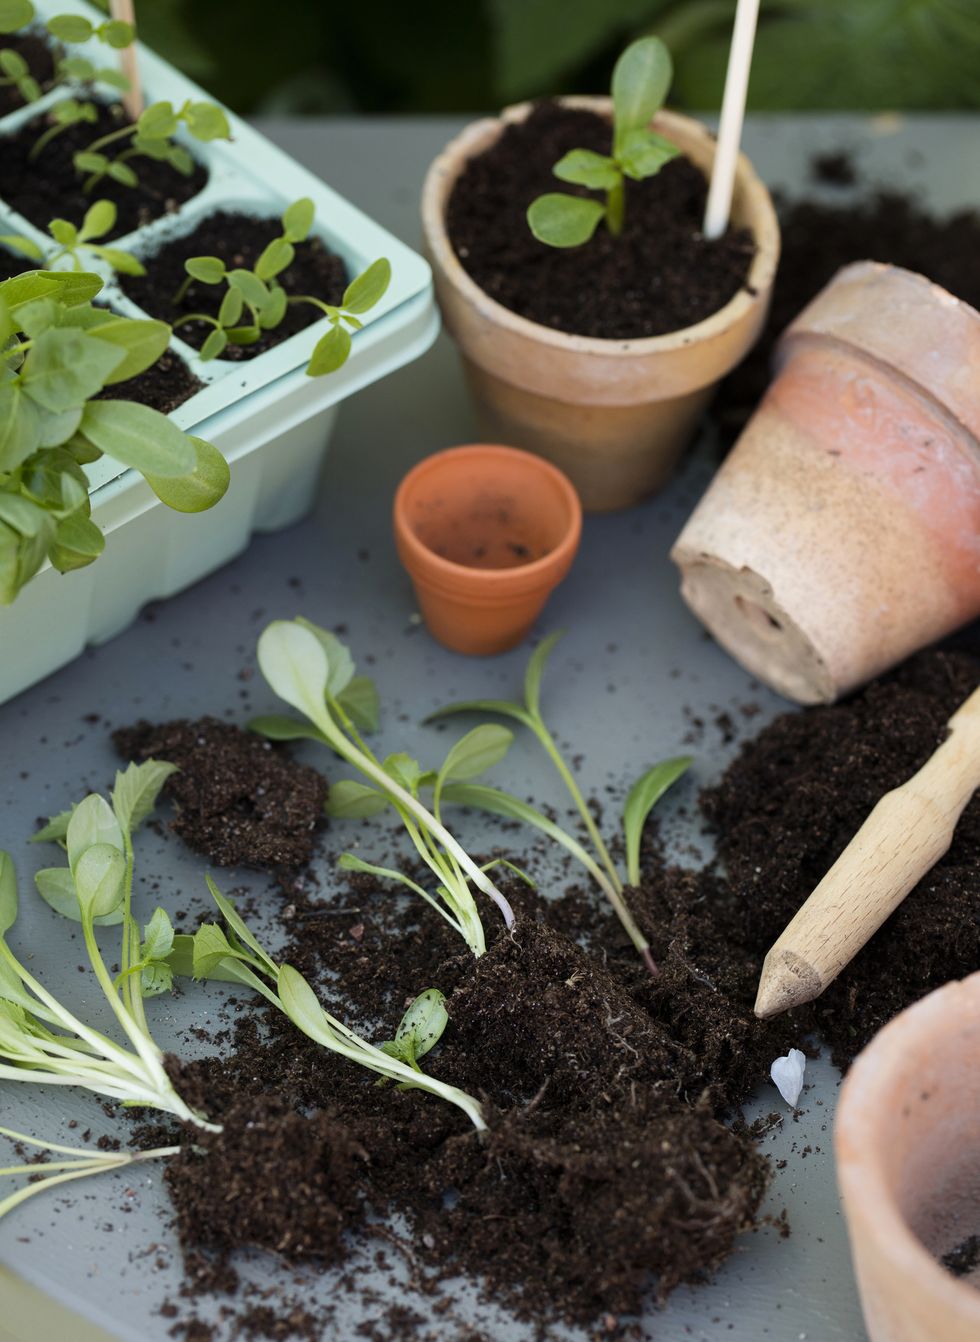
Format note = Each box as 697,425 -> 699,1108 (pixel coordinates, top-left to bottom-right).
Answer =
111,0 -> 143,120
754,683 -> 980,1019
702,0 -> 760,240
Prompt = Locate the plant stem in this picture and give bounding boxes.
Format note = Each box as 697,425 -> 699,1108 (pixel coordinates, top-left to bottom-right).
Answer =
606,177 -> 625,236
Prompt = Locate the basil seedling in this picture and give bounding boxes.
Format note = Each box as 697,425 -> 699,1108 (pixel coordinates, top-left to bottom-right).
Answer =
0,199 -> 144,275
527,37 -> 679,248
172,198 -> 390,374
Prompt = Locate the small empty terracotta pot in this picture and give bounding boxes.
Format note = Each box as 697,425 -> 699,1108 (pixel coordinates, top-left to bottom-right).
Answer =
835,972 -> 980,1342
672,262 -> 980,704
421,101 -> 780,513
393,444 -> 581,655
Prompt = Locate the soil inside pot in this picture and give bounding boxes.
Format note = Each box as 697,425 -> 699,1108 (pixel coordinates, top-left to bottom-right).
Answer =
120,212 -> 348,360
0,101 -> 209,236
446,101 -> 755,340
113,716 -> 328,870
96,345 -> 202,415
714,180 -> 980,442
0,30 -> 56,117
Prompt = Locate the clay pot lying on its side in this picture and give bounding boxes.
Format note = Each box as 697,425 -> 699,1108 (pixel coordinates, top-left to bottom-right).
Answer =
393,444 -> 581,656
672,262 -> 980,704
835,972 -> 980,1342
421,101 -> 780,513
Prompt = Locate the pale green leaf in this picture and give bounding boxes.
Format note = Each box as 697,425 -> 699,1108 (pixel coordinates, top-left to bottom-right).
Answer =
144,436 -> 230,513
247,714 -> 327,745
342,258 -> 390,314
89,317 -> 171,383
277,963 -> 335,1045
77,199 -> 116,243
335,675 -> 380,733
141,906 -> 174,960
73,843 -> 125,919
111,758 -> 178,834
324,780 -> 389,820
623,756 -> 692,886
80,400 -> 196,477
611,35 -> 673,154
257,620 -> 329,724
527,193 -> 605,248
35,866 -> 122,925
307,323 -> 350,376
67,794 -> 124,874
553,149 -> 619,190
0,851 -> 16,935
281,197 -> 314,243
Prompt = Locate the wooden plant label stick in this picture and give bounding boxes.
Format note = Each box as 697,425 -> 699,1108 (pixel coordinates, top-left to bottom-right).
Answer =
703,0 -> 760,240
754,682 -> 980,1019
111,0 -> 143,120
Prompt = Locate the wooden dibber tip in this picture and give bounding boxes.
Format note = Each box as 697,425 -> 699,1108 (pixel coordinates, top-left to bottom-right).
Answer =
754,949 -> 823,1019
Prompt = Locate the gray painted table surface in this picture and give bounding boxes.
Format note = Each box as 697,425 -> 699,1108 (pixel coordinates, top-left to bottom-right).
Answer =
1,113 -> 977,1342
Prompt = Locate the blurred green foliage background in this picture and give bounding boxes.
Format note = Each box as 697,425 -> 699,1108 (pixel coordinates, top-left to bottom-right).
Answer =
134,0 -> 980,114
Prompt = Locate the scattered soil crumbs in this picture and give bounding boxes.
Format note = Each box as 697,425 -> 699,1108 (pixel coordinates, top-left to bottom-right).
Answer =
0,101 -> 208,236
447,101 -> 755,339
136,647 -> 977,1338
715,178 -> 980,441
0,31 -> 56,117
96,345 -> 203,415
113,717 -> 327,869
121,213 -> 347,360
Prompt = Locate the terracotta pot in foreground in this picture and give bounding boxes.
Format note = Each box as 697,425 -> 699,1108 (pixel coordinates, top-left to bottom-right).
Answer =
672,262 -> 980,704
393,444 -> 582,655
421,101 -> 780,512
835,972 -> 980,1342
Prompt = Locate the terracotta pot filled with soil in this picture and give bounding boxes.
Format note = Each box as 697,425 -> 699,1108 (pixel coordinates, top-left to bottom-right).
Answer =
393,442 -> 582,654
673,261 -> 980,705
421,98 -> 779,511
836,972 -> 980,1342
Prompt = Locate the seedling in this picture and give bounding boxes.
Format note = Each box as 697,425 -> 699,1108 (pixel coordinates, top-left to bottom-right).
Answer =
249,618 -> 516,955
426,632 -> 692,974
169,876 -> 485,1131
0,199 -> 144,274
171,198 -> 390,374
0,267 -> 228,605
527,37 -> 679,248
0,1 -> 134,110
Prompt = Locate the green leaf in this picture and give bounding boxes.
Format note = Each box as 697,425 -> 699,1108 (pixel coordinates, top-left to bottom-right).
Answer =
0,0 -> 33,35
48,512 -> 104,573
15,72 -> 39,100
337,852 -> 429,899
49,219 -> 78,249
137,100 -> 178,139
254,238 -> 293,282
0,851 -> 16,935
622,756 -> 692,886
111,759 -> 178,835
91,246 -> 145,277
281,198 -> 314,244
524,631 -> 564,717
46,13 -> 92,42
67,794 -> 123,873
205,875 -> 278,976
191,922 -> 236,978
21,327 -> 124,412
199,328 -> 227,360
481,856 -> 536,888
107,160 -> 138,188
31,809 -> 73,844
342,258 -> 391,315
0,388 -> 41,472
611,36 -> 673,155
14,295 -> 58,338
140,961 -> 173,997
277,963 -> 334,1045
141,906 -> 174,960
167,145 -> 193,176
392,988 -> 447,1065
73,843 -> 125,920
80,400 -> 196,477
184,256 -> 225,285
143,435 -> 229,513
383,752 -> 425,794
257,620 -> 330,723
89,317 -> 171,383
169,933 -> 258,986
77,199 -> 116,243
37,404 -> 83,449
0,47 -> 26,76
73,150 -> 109,176
217,286 -> 243,327
324,780 -> 389,820
247,714 -> 327,745
307,323 -> 350,376
295,617 -> 354,697
58,54 -> 94,81
617,127 -> 679,182
0,233 -> 42,260
439,724 -> 513,786
0,492 -> 46,536
227,269 -> 269,308
258,285 -> 286,330
553,149 -> 619,190
32,269 -> 102,306
182,101 -> 229,141
100,18 -> 133,48
527,193 -> 605,248
336,676 -> 380,733
35,865 -> 122,925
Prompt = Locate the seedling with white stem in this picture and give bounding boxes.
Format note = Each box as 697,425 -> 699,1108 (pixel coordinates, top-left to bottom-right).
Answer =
249,618 -> 516,956
0,199 -> 144,274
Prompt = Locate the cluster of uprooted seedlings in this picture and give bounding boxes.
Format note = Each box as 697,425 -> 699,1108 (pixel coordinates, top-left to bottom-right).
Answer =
0,617 -> 781,1325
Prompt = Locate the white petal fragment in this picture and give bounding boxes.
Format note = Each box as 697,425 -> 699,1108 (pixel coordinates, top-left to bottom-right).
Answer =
771,1047 -> 807,1108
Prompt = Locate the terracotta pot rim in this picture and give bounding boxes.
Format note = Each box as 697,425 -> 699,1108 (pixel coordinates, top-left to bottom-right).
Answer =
420,99 -> 780,359
835,973 -> 980,1323
393,443 -> 583,596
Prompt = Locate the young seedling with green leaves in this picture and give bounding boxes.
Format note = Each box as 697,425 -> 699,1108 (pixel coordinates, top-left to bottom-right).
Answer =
527,36 -> 679,248
0,763 -> 220,1216
168,876 -> 485,1131
170,198 -> 391,373
0,0 -> 133,110
249,618 -> 516,956
0,267 -> 228,604
425,632 -> 692,975
0,199 -> 144,275
30,95 -> 230,194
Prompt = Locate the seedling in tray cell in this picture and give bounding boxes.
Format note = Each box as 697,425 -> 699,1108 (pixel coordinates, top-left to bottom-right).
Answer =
171,197 -> 391,374
0,0 -> 134,109
0,199 -> 144,274
527,36 -> 680,248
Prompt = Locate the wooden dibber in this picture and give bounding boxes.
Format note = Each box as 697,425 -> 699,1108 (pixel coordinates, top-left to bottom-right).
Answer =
754,682 -> 980,1019
111,0 -> 143,119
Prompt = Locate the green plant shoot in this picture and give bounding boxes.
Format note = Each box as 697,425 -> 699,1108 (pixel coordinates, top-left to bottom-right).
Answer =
171,197 -> 390,374
426,631 -> 692,974
249,619 -> 516,955
1,200 -> 144,275
0,2 -> 134,112
527,37 -> 679,248
169,877 -> 485,1131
